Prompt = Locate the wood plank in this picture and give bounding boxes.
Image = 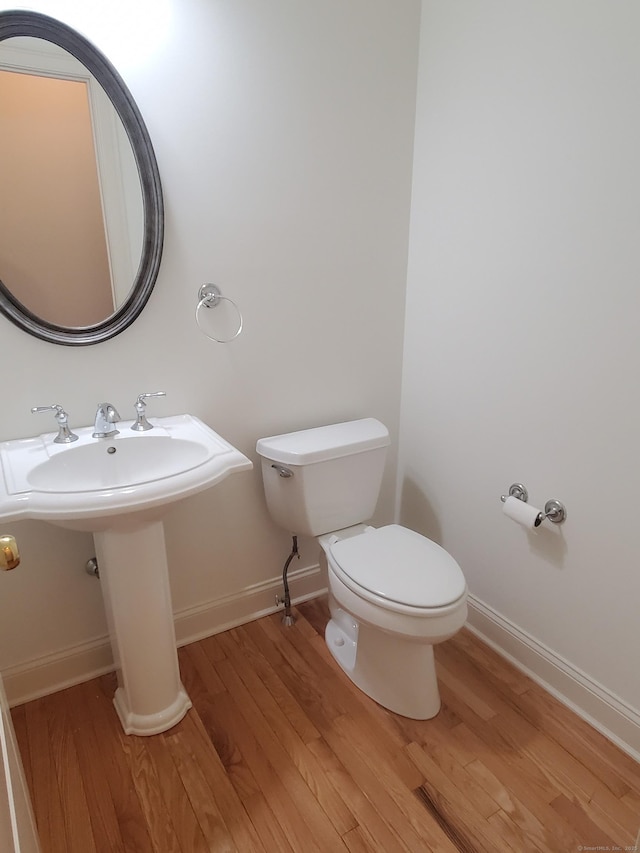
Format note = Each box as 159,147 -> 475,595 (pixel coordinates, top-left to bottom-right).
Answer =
550,793 -> 616,849
175,699 -> 269,852
231,623 -> 323,745
83,675 -> 157,853
295,597 -> 331,637
449,628 -> 534,695
584,790 -> 639,846
45,689 -> 97,853
466,759 -> 559,852
65,681 -> 127,853
165,727 -> 238,852
10,704 -> 33,794
524,683 -> 639,798
486,701 -> 609,804
437,680 -> 561,807
242,791 -> 296,853
486,808 -> 548,853
192,664 -> 341,853
436,659 -> 498,721
215,627 -> 358,836
23,696 -> 70,853
306,735 -> 410,853
119,733 -> 182,853
405,741 -> 503,853
438,639 -> 623,809
212,649 -> 348,852
142,732 -> 210,852
182,640 -> 227,695
405,731 -> 499,820
179,645 -> 262,804
247,615 -> 349,727
324,714 -> 456,852
342,825 -> 380,852
465,757 -> 577,853
441,634 -> 634,799
436,678 -> 596,851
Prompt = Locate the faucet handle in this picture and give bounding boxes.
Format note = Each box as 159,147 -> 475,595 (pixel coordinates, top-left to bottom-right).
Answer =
31,403 -> 65,415
131,392 -> 166,432
31,404 -> 78,444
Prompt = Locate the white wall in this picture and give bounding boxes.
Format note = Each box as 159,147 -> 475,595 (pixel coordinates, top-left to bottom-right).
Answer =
400,0 -> 640,750
0,0 -> 420,696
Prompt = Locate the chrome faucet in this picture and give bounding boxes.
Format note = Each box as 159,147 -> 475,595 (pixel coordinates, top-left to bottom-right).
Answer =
93,403 -> 121,438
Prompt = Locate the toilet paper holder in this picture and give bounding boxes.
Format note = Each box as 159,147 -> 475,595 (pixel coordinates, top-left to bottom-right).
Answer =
500,483 -> 566,524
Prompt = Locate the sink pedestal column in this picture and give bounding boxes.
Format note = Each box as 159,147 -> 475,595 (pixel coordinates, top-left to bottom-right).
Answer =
94,520 -> 191,735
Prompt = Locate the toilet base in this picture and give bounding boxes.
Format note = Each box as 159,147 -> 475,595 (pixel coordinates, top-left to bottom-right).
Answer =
325,609 -> 441,720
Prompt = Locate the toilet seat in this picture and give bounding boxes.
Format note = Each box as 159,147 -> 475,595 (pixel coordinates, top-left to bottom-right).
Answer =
328,524 -> 466,611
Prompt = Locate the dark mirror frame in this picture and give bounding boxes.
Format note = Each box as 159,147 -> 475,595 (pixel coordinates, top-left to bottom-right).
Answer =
0,10 -> 164,346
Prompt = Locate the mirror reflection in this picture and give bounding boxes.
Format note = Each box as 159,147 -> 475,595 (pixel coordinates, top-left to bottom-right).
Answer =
0,10 -> 163,346
0,36 -> 144,328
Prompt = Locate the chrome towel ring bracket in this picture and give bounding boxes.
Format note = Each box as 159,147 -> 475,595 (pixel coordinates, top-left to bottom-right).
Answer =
195,284 -> 244,343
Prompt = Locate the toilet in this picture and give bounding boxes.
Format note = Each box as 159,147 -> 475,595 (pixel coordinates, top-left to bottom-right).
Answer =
256,418 -> 467,720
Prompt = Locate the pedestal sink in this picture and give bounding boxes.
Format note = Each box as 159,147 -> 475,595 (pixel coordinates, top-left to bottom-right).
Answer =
0,415 -> 252,735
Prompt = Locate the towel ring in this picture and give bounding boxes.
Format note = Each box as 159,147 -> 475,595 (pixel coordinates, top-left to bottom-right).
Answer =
195,284 -> 243,343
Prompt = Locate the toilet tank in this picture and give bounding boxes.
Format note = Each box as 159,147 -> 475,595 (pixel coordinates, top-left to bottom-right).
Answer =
256,418 -> 390,537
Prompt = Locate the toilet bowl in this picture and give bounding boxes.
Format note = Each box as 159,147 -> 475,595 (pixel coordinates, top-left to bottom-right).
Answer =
256,418 -> 468,720
319,524 -> 467,718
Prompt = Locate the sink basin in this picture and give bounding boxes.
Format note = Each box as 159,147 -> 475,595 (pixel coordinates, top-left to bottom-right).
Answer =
28,436 -> 209,492
0,414 -> 252,531
0,413 -> 252,736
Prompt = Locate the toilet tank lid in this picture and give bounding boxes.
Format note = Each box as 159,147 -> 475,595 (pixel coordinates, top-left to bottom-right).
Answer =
256,418 -> 390,465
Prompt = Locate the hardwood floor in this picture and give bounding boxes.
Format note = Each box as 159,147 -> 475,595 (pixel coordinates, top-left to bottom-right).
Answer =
11,597 -> 640,852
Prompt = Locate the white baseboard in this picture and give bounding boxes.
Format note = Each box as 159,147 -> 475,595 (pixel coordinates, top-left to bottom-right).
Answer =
2,638 -> 115,710
467,594 -> 640,763
173,563 -> 325,647
3,563 -> 326,708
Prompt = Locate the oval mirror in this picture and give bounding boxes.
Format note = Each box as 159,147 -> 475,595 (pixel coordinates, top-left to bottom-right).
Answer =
0,11 -> 163,346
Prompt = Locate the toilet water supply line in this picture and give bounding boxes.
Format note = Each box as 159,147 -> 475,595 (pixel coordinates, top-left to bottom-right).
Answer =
277,536 -> 299,626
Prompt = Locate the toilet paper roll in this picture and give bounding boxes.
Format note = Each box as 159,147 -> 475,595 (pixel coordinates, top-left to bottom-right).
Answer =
502,496 -> 542,530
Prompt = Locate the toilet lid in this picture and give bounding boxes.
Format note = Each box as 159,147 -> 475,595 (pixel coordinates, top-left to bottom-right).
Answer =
329,524 -> 466,609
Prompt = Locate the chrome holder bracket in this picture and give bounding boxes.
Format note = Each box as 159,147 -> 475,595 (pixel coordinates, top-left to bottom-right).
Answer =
544,499 -> 567,524
500,483 -> 528,503
198,283 -> 221,307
